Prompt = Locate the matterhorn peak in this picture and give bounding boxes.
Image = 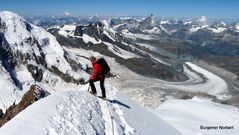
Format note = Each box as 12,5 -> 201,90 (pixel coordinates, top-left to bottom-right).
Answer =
140,14 -> 157,29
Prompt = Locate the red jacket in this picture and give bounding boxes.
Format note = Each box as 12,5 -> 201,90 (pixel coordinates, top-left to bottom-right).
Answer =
91,60 -> 104,81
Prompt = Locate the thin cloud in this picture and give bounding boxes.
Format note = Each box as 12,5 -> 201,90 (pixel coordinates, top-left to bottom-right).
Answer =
64,11 -> 71,16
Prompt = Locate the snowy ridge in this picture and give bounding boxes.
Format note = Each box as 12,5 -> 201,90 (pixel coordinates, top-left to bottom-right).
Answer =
189,24 -> 209,33
54,23 -> 148,60
0,84 -> 182,135
56,20 -> 117,44
56,24 -> 102,44
82,34 -> 102,44
208,26 -> 226,33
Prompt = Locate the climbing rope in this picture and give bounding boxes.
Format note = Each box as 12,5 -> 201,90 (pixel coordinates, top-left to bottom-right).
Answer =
86,84 -> 115,135
105,100 -> 115,135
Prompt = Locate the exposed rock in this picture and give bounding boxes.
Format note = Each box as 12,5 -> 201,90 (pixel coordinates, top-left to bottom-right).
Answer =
0,85 -> 50,127
49,66 -> 84,84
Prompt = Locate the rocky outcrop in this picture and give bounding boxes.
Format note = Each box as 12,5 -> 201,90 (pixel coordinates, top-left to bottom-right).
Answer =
0,85 -> 50,127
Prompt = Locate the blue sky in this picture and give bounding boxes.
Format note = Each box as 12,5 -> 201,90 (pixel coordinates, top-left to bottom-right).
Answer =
0,0 -> 238,19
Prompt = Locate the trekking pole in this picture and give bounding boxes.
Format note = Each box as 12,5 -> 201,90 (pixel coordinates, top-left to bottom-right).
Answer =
87,84 -> 90,92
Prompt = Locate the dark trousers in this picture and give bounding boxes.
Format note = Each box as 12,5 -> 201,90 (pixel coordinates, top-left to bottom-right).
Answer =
89,78 -> 106,98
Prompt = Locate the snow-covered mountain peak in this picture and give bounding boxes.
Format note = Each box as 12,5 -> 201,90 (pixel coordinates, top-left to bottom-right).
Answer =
148,14 -> 157,25
208,21 -> 228,33
102,20 -> 110,28
101,20 -> 116,34
0,11 -> 23,20
0,11 -> 34,45
0,11 -> 88,92
195,16 -> 208,25
140,14 -> 157,29
197,16 -> 208,22
0,11 -> 89,116
0,11 -> 73,73
212,21 -> 227,28
220,21 -> 227,27
236,23 -> 239,31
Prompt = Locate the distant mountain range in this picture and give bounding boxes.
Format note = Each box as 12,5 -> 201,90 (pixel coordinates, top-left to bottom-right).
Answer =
27,14 -> 239,56
1,11 -> 239,135
33,14 -> 238,75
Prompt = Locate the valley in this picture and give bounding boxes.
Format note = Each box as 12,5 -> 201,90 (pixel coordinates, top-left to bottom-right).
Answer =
0,11 -> 239,135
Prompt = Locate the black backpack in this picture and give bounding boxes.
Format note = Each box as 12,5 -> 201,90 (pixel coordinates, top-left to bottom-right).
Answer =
97,58 -> 110,75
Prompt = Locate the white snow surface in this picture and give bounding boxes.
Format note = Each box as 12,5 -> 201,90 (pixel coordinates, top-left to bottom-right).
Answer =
189,25 -> 209,33
196,16 -> 208,25
0,63 -> 30,112
82,34 -> 102,44
142,27 -> 161,34
111,61 -> 230,109
0,11 -> 72,73
122,29 -> 156,40
185,62 -> 228,96
184,21 -> 192,25
0,11 -> 238,135
154,97 -> 239,135
236,23 -> 239,32
0,11 -> 88,112
160,20 -> 170,24
155,62 -> 229,99
31,25 -> 72,73
58,25 -> 76,37
112,22 -> 127,30
159,25 -> 171,34
103,42 -> 139,59
57,20 -> 117,44
208,27 -> 227,33
56,24 -> 102,44
135,42 -> 157,52
0,84 -> 182,135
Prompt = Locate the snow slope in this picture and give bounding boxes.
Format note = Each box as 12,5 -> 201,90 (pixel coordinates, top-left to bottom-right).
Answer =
154,97 -> 239,135
103,42 -> 139,59
0,84 -> 182,135
57,25 -> 76,37
0,11 -> 89,112
0,62 -> 30,112
0,11 -> 72,73
121,29 -> 156,40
